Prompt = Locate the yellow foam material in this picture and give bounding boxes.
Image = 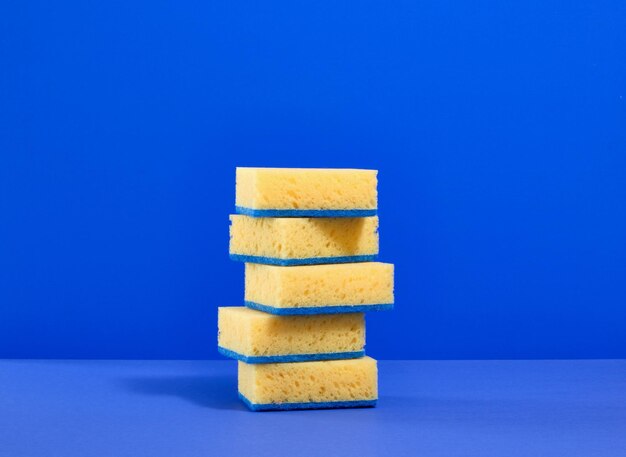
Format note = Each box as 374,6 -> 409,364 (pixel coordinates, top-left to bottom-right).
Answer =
238,357 -> 378,404
218,307 -> 365,356
236,167 -> 377,210
246,262 -> 394,309
229,215 -> 379,260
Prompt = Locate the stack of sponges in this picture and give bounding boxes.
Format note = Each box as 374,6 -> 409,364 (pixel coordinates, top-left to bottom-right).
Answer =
218,168 -> 394,411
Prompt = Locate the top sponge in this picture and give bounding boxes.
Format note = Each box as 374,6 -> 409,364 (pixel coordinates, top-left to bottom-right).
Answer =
235,167 -> 378,217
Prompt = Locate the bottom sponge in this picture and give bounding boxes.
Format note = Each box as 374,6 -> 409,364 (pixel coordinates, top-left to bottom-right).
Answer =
238,357 -> 378,411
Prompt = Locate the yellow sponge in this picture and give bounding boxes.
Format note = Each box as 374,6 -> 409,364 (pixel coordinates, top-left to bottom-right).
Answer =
217,307 -> 365,362
245,262 -> 394,315
236,167 -> 377,217
229,215 -> 379,266
238,357 -> 378,411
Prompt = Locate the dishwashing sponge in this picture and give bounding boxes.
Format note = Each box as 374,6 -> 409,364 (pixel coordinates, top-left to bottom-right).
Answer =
238,356 -> 378,411
245,262 -> 394,315
236,167 -> 377,217
217,307 -> 365,363
229,215 -> 379,266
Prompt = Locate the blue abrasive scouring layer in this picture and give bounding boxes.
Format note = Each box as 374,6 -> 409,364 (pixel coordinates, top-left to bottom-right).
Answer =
235,206 -> 377,218
217,346 -> 365,363
238,393 -> 377,412
244,301 -> 394,315
229,254 -> 378,266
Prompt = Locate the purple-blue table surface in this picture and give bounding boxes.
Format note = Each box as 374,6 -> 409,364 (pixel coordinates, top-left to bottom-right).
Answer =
1,360 -> 624,457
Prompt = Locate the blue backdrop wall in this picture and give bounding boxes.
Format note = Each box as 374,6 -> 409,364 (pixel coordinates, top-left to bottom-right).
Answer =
1,0 -> 625,359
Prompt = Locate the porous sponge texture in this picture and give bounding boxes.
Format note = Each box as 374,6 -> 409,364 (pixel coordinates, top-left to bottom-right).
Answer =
218,307 -> 365,357
236,167 -> 377,211
246,262 -> 394,309
238,357 -> 378,405
229,215 -> 379,261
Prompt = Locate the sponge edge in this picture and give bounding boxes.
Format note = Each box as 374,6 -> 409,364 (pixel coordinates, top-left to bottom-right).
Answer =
238,392 -> 377,411
238,357 -> 378,411
236,207 -> 377,218
244,301 -> 393,315
230,254 -> 377,266
229,215 -> 379,264
218,346 -> 365,363
235,167 -> 378,214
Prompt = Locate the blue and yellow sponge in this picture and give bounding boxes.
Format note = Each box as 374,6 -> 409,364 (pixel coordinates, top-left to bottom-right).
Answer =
238,357 -> 378,411
244,262 -> 394,315
229,215 -> 379,266
236,167 -> 377,217
218,307 -> 365,363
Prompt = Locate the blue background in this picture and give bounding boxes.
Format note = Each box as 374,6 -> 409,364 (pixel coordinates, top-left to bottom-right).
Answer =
1,0 -> 625,359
